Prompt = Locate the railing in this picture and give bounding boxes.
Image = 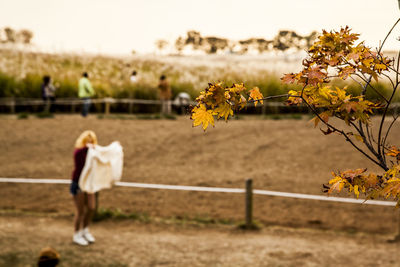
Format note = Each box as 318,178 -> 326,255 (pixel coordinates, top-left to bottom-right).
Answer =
1,97 -> 400,115
0,177 -> 398,235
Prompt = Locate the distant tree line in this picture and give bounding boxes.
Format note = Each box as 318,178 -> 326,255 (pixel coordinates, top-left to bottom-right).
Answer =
0,27 -> 33,44
156,29 -> 318,54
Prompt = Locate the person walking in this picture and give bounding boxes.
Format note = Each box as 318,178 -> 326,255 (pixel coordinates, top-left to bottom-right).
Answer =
70,130 -> 97,246
41,75 -> 56,113
158,74 -> 171,115
130,70 -> 138,84
78,72 -> 95,117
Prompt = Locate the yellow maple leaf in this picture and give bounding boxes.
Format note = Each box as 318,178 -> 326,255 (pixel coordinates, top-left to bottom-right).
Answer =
362,58 -> 374,68
354,134 -> 364,143
191,104 -> 215,131
249,87 -> 264,107
214,102 -> 233,121
375,63 -> 387,71
354,185 -> 360,198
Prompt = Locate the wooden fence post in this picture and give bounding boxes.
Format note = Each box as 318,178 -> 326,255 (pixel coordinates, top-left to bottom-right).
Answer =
128,100 -> 134,114
10,98 -> 15,114
104,98 -> 113,115
261,104 -> 267,116
245,178 -> 253,228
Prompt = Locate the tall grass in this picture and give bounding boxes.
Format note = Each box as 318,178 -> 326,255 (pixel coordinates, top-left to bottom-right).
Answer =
0,48 -> 396,102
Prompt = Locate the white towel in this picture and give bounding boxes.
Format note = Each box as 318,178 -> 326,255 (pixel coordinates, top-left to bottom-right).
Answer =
79,141 -> 123,193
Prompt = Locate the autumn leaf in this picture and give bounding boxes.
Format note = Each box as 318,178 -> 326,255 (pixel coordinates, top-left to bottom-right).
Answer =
354,134 -> 364,143
214,102 -> 233,121
320,127 -> 334,135
249,87 -> 264,106
311,116 -> 320,127
374,63 -> 388,72
338,66 -> 355,80
341,168 -> 367,183
386,146 -> 400,157
191,104 -> 215,131
363,173 -> 380,189
347,52 -> 361,62
281,73 -> 297,84
353,185 -> 360,198
287,90 -> 302,105
319,111 -> 330,123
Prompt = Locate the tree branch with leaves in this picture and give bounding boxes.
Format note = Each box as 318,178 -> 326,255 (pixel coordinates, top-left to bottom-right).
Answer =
191,19 -> 400,206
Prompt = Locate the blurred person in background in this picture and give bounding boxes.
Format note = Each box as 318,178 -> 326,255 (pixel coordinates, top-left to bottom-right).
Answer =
70,130 -> 97,246
78,72 -> 95,117
158,74 -> 171,115
130,70 -> 138,83
174,92 -> 191,115
41,75 -> 56,113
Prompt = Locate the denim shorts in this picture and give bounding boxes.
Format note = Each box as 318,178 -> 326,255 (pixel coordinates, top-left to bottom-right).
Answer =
70,181 -> 81,195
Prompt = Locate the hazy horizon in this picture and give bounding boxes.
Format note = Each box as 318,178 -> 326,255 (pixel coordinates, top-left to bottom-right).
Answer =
0,0 -> 399,55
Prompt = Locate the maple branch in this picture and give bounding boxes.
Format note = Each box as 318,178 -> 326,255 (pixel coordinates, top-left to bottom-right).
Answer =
351,72 -> 389,103
382,113 -> 399,163
340,128 -> 388,171
350,75 -> 365,88
353,73 -> 369,84
365,83 -> 390,104
257,94 -> 293,101
377,17 -> 400,56
365,123 -> 374,149
361,75 -> 372,96
301,95 -> 387,170
245,94 -> 299,106
381,73 -> 395,89
377,81 -> 399,165
370,17 -> 400,134
396,50 -> 400,85
351,120 -> 380,159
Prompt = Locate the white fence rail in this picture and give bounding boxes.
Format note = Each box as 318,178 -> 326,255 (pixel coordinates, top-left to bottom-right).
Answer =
0,177 -> 396,206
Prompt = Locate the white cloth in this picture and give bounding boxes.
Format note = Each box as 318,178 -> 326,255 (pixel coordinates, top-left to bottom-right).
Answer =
79,141 -> 123,193
173,92 -> 191,106
130,75 -> 137,83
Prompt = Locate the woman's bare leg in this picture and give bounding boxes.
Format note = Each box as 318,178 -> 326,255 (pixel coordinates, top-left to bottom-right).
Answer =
73,192 -> 85,232
83,193 -> 96,228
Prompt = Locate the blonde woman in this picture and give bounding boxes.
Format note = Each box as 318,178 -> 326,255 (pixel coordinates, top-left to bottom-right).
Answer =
70,130 -> 97,246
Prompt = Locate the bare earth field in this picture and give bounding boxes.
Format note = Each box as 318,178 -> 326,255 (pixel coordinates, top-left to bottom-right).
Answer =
1,114 -> 400,266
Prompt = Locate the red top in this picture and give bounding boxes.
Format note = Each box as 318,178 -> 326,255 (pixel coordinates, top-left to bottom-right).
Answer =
71,147 -> 88,182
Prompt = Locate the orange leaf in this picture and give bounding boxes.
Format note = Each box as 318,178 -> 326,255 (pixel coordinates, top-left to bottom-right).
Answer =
281,73 -> 297,84
249,87 -> 264,106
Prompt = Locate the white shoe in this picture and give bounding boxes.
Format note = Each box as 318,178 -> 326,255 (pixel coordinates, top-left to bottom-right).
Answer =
73,231 -> 89,246
82,228 -> 95,243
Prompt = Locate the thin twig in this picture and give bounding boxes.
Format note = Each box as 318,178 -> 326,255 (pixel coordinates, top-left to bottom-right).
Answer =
382,114 -> 399,163
381,73 -> 395,88
301,96 -> 387,170
375,18 -> 400,166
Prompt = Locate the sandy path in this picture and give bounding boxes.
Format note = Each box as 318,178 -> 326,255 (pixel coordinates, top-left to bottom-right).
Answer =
1,214 -> 399,267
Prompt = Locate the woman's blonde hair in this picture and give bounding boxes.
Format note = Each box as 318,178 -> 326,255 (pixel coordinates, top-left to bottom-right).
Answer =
75,130 -> 98,148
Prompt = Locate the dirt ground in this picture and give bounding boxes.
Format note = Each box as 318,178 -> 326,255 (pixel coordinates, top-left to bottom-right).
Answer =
1,213 -> 400,267
1,114 -> 400,266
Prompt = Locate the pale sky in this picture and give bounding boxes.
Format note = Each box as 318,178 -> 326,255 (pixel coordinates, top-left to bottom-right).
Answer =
0,0 -> 399,55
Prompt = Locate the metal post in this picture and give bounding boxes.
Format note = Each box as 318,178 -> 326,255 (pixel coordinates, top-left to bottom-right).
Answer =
245,179 -> 253,228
